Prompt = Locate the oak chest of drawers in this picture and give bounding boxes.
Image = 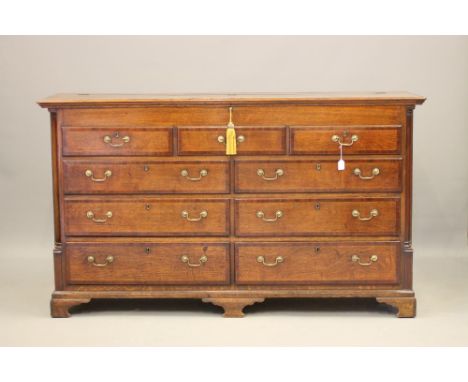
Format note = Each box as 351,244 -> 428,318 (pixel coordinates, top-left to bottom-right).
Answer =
38,92 -> 425,318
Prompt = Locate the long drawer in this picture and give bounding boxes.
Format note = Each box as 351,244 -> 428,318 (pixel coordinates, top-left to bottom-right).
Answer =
235,158 -> 402,193
235,242 -> 399,284
235,197 -> 399,236
64,198 -> 230,236
67,242 -> 230,285
63,158 -> 229,194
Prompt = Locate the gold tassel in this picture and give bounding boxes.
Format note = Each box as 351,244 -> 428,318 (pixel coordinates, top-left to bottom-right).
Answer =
225,107 -> 236,155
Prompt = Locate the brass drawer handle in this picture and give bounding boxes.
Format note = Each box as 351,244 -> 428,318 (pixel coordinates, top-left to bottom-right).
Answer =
103,132 -> 130,147
353,168 -> 380,180
331,134 -> 358,147
257,256 -> 284,267
87,255 -> 114,267
181,210 -> 208,222
85,169 -> 112,182
217,135 -> 245,144
257,168 -> 284,181
180,169 -> 208,181
256,210 -> 283,222
181,255 -> 208,267
86,210 -> 113,223
351,255 -> 378,266
352,209 -> 379,221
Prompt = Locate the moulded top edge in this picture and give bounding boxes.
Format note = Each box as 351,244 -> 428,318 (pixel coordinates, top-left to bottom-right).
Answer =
37,91 -> 426,108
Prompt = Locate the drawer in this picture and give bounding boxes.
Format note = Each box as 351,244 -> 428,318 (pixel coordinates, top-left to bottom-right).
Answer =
67,242 -> 230,285
235,242 -> 399,285
235,198 -> 399,236
64,198 -> 229,236
177,126 -> 286,155
290,126 -> 401,155
235,158 -> 402,193
62,127 -> 173,156
63,159 -> 230,194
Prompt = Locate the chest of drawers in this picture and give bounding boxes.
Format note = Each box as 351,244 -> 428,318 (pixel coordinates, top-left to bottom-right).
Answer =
38,92 -> 425,318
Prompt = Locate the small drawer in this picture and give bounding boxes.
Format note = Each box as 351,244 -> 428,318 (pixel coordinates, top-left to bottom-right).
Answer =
62,127 -> 173,156
63,159 -> 230,194
235,198 -> 399,236
67,242 -> 230,285
64,197 -> 229,236
235,158 -> 402,193
177,126 -> 286,155
290,126 -> 401,155
235,242 -> 399,285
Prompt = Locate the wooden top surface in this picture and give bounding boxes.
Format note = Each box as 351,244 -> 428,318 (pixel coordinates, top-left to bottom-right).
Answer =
38,92 -> 426,108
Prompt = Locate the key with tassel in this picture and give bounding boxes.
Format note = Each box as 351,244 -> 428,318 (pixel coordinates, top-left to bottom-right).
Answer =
225,106 -> 237,155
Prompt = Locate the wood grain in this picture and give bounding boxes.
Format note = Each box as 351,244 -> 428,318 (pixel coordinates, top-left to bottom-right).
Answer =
63,158 -> 229,194
235,242 -> 399,285
67,242 -> 230,285
235,197 -> 400,236
177,126 -> 286,155
62,126 -> 173,156
64,198 -> 230,236
235,158 -> 402,193
290,126 -> 401,155
38,92 -> 424,318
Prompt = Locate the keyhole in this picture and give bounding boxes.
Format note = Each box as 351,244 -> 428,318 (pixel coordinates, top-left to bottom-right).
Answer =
143,165 -> 149,172
316,163 -> 321,171
315,246 -> 320,253
145,204 -> 151,211
315,202 -> 320,210
145,247 -> 151,254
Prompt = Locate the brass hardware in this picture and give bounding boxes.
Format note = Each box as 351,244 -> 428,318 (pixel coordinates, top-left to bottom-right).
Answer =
316,163 -> 321,171
351,254 -> 378,266
353,167 -> 380,180
87,255 -> 114,267
256,256 -> 284,267
181,210 -> 208,222
145,247 -> 151,254
256,210 -> 283,222
315,202 -> 321,210
181,255 -> 208,267
331,134 -> 358,147
256,168 -> 284,181
103,132 -> 130,147
86,210 -> 112,223
352,209 -> 379,221
143,165 -> 149,172
180,169 -> 208,181
85,169 -> 112,182
145,204 -> 151,211
217,135 -> 245,144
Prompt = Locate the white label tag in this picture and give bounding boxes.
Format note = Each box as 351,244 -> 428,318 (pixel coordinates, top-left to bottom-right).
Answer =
338,159 -> 345,171
337,144 -> 345,171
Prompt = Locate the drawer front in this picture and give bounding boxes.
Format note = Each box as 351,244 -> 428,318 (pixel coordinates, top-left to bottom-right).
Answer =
290,126 -> 401,155
178,126 -> 286,155
67,242 -> 230,285
235,158 -> 402,193
63,159 -> 230,194
62,127 -> 173,156
64,198 -> 229,236
235,242 -> 399,285
235,198 -> 399,236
